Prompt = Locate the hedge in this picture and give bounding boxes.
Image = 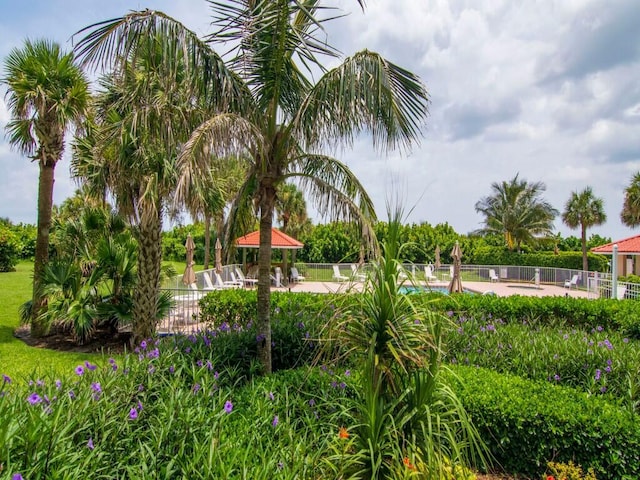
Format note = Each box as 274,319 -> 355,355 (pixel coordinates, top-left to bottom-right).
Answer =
448,365 -> 640,479
471,246 -> 609,271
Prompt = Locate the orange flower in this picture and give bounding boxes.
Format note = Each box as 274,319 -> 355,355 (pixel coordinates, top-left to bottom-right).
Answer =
403,457 -> 416,471
338,427 -> 349,439
547,476 -> 555,480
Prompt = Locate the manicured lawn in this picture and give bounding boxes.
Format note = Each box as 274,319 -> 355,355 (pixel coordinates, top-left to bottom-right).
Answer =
0,262 -> 100,380
0,261 -> 205,381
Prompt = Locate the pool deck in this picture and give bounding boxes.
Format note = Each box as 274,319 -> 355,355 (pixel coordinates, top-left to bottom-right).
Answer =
280,279 -> 594,299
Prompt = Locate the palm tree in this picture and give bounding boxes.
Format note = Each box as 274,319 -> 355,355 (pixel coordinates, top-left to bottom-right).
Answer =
621,172 -> 640,228
276,182 -> 311,273
562,187 -> 606,271
76,1 -> 429,372
2,39 -> 90,336
73,32 -> 243,343
475,174 -> 558,251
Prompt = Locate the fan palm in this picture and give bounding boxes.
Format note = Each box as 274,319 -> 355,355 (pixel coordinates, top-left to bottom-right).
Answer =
73,31 -> 244,342
621,172 -> 640,228
76,1 -> 429,371
562,187 -> 606,271
2,39 -> 90,336
475,174 -> 558,251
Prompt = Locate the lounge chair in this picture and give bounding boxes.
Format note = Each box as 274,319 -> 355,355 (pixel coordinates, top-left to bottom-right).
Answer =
228,271 -> 244,288
332,265 -> 348,282
489,269 -> 499,283
290,267 -> 305,283
350,264 -> 366,282
203,272 -> 218,291
424,265 -> 438,282
235,267 -> 258,288
214,272 -> 240,289
564,274 -> 578,289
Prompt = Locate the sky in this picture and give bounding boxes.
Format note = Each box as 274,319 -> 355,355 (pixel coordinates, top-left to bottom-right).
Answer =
1,0 -> 640,241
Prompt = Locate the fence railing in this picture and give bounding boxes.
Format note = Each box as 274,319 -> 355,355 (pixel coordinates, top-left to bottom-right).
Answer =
159,262 -> 638,335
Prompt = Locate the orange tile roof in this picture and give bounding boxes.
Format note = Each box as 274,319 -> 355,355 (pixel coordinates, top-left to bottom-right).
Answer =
591,234 -> 640,254
235,228 -> 304,249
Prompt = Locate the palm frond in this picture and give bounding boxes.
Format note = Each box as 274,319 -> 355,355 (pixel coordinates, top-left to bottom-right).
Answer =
294,49 -> 429,153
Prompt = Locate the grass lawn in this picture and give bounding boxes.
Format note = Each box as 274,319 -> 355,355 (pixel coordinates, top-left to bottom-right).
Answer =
0,260 -> 204,381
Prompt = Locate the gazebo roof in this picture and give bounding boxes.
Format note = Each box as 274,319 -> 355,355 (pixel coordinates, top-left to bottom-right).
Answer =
591,234 -> 640,255
235,228 -> 304,250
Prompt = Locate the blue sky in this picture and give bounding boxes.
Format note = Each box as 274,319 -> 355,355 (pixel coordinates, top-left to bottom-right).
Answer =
1,0 -> 640,241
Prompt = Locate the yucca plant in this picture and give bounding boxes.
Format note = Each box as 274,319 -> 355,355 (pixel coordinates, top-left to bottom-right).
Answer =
326,206 -> 488,478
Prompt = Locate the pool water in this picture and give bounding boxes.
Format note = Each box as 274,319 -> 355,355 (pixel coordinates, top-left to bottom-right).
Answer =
399,285 -> 475,295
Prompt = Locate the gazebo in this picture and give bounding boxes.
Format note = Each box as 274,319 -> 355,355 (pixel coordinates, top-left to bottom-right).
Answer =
591,234 -> 640,276
235,228 -> 304,277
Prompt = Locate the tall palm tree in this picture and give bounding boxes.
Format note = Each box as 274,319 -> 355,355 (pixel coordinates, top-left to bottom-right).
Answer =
562,187 -> 606,271
276,182 -> 310,272
475,174 -> 558,252
621,172 -> 640,228
73,32 -> 244,343
2,39 -> 90,336
76,1 -> 429,372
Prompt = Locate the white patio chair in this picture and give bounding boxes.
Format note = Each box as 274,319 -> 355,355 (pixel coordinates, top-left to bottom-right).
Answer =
235,267 -> 258,288
424,265 -> 438,282
290,267 -> 305,283
214,272 -> 239,289
271,267 -> 283,287
489,269 -> 499,283
332,265 -> 348,282
350,264 -> 366,282
564,274 -> 578,289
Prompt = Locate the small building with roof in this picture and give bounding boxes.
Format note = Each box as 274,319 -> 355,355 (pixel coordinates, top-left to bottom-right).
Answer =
591,234 -> 640,276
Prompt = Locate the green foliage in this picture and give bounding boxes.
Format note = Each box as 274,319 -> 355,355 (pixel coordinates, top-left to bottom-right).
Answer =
470,246 -> 609,271
546,461 -> 598,480
418,292 -> 640,337
0,223 -> 19,272
443,313 -> 640,409
0,347 -> 354,479
448,365 -> 640,479
197,290 -> 333,374
161,224 -> 208,263
299,222 -> 361,263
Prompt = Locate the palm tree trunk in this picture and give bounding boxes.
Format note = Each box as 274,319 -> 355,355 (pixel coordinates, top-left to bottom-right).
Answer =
31,161 -> 56,337
204,213 -> 211,270
581,225 -> 588,272
257,186 -> 276,374
132,206 -> 163,344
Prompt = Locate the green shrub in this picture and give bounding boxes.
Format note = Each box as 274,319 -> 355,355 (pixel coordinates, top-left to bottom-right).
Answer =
0,225 -> 19,272
448,365 -> 640,479
415,293 -> 640,338
471,246 -> 608,271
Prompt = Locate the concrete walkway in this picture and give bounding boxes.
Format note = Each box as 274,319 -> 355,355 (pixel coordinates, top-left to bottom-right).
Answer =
281,279 -> 594,299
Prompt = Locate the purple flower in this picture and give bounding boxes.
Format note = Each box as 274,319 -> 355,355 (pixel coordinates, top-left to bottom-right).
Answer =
600,386 -> 607,393
339,382 -> 346,389
68,390 -> 76,400
140,340 -> 147,350
169,365 -> 175,374
197,360 -> 203,367
596,325 -> 603,332
272,415 -> 279,427
553,374 -> 560,382
108,358 -> 116,365
206,360 -> 213,371
27,393 -> 42,405
214,371 -> 219,380
137,401 -> 144,411
268,391 -> 275,401
55,379 -> 61,389
36,379 -> 44,387
184,347 -> 191,354
192,383 -> 201,394
148,365 -> 155,374
138,384 -> 145,392
84,361 -> 97,371
595,369 -> 601,381
87,438 -> 94,450
308,399 -> 315,407
75,366 -> 85,376
91,382 -> 102,393
129,408 -> 138,420
224,400 -> 233,413
344,370 -> 351,377
2,374 -> 11,384
147,348 -> 159,359
12,474 -> 23,480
